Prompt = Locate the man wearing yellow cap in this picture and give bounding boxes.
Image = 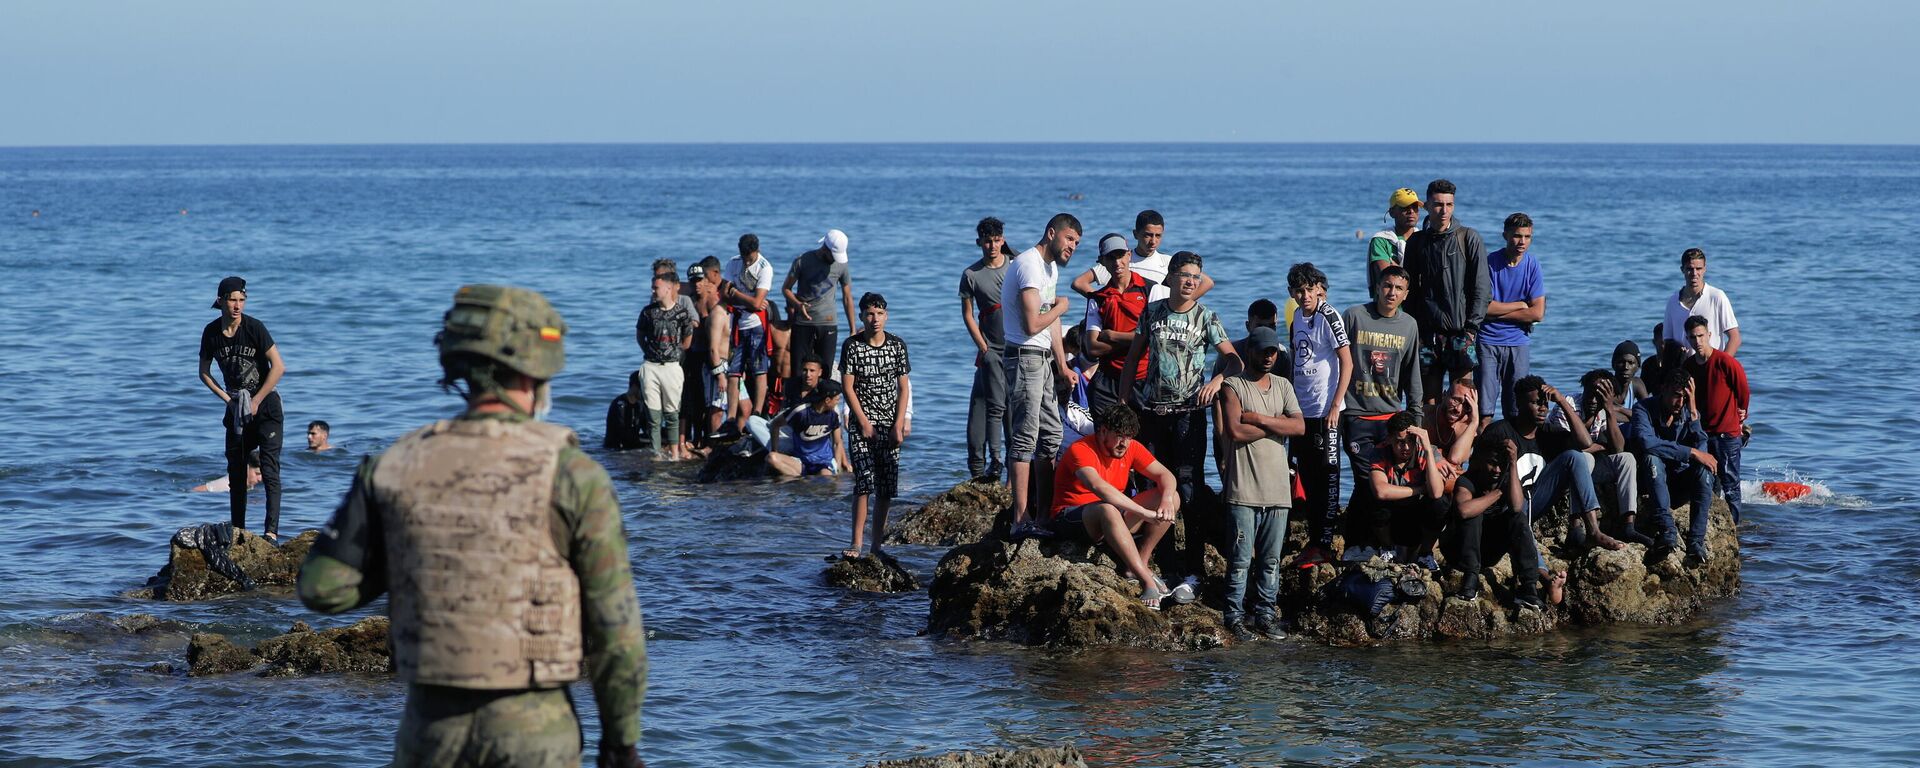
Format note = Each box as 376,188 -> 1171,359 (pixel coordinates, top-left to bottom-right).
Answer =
1367,188 -> 1423,298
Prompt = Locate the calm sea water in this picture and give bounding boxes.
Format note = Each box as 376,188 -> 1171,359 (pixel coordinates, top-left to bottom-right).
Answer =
2,144 -> 1917,767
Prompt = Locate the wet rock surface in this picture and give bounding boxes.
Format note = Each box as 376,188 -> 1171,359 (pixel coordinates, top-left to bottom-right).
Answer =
865,746 -> 1086,768
132,528 -> 319,601
825,552 -> 921,593
186,617 -> 393,678
928,492 -> 1741,649
886,481 -> 1012,546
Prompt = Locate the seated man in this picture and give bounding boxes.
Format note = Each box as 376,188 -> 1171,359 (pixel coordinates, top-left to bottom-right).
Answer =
605,370 -> 650,451
748,356 -> 828,453
1549,369 -> 1650,546
1609,340 -> 1649,408
1481,375 -> 1624,552
1628,371 -> 1719,563
1422,377 -> 1478,488
765,380 -> 850,478
1361,412 -> 1451,570
1049,404 -> 1185,610
1448,437 -> 1544,609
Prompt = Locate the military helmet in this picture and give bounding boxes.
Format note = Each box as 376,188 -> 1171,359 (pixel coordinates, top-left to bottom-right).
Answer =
436,284 -> 567,381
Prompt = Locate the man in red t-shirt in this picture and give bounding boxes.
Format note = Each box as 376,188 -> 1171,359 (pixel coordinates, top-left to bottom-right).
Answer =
1683,315 -> 1751,523
1050,404 -> 1183,609
1079,234 -> 1152,415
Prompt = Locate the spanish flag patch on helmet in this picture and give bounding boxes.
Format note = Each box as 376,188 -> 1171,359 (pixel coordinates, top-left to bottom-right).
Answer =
540,326 -> 563,341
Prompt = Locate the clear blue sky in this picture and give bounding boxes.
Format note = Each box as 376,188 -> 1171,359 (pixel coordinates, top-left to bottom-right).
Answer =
4,1 -> 1914,146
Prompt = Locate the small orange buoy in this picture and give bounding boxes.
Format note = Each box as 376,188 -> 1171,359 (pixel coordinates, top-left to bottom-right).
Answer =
1762,481 -> 1810,503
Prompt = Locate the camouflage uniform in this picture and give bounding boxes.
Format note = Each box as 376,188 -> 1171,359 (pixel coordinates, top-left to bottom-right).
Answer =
297,285 -> 646,768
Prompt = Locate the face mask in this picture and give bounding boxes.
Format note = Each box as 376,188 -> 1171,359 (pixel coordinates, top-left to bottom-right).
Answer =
533,381 -> 553,421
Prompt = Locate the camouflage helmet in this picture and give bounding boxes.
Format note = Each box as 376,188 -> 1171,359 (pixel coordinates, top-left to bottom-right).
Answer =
436,284 -> 567,381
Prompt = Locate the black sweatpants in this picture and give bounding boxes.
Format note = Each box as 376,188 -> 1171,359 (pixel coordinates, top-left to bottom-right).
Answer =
789,324 -> 839,376
1291,417 -> 1342,546
1445,506 -> 1536,585
224,393 -> 283,536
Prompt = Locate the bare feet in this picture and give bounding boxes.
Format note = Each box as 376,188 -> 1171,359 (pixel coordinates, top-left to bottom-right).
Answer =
1595,531 -> 1626,551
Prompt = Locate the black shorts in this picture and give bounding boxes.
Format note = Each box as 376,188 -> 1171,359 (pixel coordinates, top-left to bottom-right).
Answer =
1050,504 -> 1098,543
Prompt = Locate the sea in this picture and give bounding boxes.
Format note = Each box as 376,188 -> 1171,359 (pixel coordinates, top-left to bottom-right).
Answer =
2,143 -> 1916,767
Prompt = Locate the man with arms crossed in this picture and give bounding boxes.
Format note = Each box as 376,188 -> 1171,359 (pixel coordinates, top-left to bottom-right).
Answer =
1215,326 -> 1303,641
1003,214 -> 1081,538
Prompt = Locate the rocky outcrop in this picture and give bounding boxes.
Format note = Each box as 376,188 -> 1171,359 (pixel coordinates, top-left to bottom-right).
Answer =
865,746 -> 1086,768
824,552 -> 921,593
132,528 -> 319,601
885,481 -> 1011,546
186,617 -> 392,677
928,494 -> 1741,649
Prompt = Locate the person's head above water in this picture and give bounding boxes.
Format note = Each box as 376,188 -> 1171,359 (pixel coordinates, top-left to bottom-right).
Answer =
306,420 -> 333,451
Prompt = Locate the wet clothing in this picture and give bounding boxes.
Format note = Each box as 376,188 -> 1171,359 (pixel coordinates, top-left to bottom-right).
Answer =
170,522 -> 254,590
784,405 -> 841,471
1137,300 -> 1229,409
298,411 -> 647,752
604,395 -> 649,451
201,314 -> 284,536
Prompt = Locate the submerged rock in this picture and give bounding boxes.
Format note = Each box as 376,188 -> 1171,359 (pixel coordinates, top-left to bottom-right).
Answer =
185,617 -> 392,678
697,442 -> 770,483
865,746 -> 1086,768
824,552 -> 921,593
885,481 -> 1011,546
927,494 -> 1741,649
132,527 -> 319,602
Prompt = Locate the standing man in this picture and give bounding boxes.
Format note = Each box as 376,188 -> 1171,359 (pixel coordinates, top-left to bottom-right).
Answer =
1214,326 -> 1303,641
1342,264 -> 1424,505
723,234 -> 775,432
1663,248 -> 1741,357
1285,262 -> 1351,564
782,229 -> 857,377
198,276 -> 287,543
1366,187 -> 1422,297
1079,233 -> 1152,415
1002,214 -> 1081,538
636,273 -> 696,460
297,285 -> 647,768
958,217 -> 1012,482
1118,251 -> 1243,508
1069,210 -> 1213,303
1684,315 -> 1751,524
1478,212 -> 1546,424
1403,179 -> 1490,405
840,293 -> 912,559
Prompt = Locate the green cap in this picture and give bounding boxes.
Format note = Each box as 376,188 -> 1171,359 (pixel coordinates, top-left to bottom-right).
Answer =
436,284 -> 568,381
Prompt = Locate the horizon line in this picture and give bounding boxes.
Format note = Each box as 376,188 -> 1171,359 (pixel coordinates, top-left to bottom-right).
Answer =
3,139 -> 1917,151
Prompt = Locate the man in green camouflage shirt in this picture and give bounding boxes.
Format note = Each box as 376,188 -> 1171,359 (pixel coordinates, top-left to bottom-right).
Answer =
298,285 -> 647,768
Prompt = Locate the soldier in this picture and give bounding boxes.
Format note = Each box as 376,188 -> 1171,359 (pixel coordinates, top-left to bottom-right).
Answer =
297,285 -> 647,768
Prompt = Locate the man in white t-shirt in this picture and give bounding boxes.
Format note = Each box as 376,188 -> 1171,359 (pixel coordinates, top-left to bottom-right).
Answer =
1662,248 -> 1741,357
1069,210 -> 1213,304
724,233 -> 776,430
1002,213 -> 1082,538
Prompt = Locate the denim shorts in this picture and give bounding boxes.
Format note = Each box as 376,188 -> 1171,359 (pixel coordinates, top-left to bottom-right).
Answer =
729,324 -> 770,376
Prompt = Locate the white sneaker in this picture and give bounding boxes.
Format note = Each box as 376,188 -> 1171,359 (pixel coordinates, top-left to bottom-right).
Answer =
1171,576 -> 1198,605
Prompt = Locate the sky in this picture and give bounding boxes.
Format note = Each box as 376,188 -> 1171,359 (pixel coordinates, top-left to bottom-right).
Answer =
2,1 -> 1915,146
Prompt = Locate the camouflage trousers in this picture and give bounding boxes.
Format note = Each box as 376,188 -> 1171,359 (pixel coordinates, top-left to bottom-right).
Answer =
395,684 -> 582,768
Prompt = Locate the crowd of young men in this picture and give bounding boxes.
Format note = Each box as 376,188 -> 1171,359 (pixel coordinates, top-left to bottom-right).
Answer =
971,181 -> 1751,631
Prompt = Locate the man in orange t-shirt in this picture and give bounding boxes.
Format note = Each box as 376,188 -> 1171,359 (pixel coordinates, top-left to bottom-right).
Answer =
1050,404 -> 1183,609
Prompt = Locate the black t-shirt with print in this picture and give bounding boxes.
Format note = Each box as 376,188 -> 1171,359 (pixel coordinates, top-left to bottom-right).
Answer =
200,315 -> 282,413
840,332 -> 911,428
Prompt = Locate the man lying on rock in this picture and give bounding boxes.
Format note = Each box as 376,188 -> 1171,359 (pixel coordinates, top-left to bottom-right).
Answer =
1047,404 -> 1189,609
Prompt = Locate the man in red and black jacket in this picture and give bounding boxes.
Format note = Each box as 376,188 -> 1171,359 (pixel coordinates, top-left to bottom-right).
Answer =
1683,315 -> 1751,524
1080,233 -> 1152,416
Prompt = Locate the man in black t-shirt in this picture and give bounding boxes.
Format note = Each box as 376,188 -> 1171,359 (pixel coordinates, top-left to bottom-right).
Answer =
1475,376 -> 1624,553
605,370 -> 651,451
196,276 -> 287,541
1448,437 -> 1541,608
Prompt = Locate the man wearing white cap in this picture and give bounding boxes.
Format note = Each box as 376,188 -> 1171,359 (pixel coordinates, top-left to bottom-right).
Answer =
782,229 -> 858,379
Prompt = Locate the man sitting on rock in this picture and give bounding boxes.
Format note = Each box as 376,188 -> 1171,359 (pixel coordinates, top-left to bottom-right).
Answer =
1628,370 -> 1719,564
1049,404 -> 1185,609
765,380 -> 851,478
1448,436 -> 1545,609
1359,412 -> 1451,570
1480,375 -> 1624,552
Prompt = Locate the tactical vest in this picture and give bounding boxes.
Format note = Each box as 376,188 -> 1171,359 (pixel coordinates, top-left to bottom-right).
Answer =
373,418 -> 585,689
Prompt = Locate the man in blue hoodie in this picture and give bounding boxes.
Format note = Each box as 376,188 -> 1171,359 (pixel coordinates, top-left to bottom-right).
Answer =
1628,371 -> 1720,563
